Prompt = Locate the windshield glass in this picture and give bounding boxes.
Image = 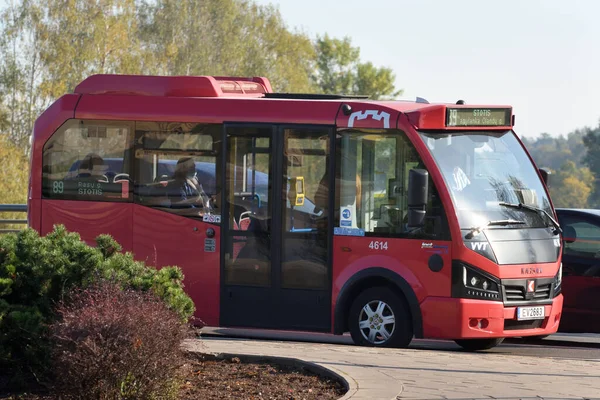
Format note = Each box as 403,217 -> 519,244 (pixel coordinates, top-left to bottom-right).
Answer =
418,130 -> 552,229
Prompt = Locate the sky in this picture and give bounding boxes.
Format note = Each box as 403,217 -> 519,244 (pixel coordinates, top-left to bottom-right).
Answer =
1,0 -> 597,138
254,0 -> 600,138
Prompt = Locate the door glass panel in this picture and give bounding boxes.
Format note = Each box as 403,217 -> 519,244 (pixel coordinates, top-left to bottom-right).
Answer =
281,128 -> 330,289
224,131 -> 272,286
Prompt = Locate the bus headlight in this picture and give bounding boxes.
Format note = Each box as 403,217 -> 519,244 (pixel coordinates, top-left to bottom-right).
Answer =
452,261 -> 501,301
554,263 -> 562,295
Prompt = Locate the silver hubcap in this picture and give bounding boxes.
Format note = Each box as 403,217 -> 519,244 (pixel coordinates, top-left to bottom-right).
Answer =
358,300 -> 396,345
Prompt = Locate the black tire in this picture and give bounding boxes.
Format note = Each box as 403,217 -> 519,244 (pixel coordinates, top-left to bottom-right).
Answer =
454,338 -> 504,351
348,286 -> 413,348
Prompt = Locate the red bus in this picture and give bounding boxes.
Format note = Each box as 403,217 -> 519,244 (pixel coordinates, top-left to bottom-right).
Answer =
28,74 -> 564,351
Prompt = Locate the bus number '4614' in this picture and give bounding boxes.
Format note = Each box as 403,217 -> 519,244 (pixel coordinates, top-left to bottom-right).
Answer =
369,241 -> 388,250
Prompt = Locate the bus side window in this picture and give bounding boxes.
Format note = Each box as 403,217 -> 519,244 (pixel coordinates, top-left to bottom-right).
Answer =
42,120 -> 134,202
133,122 -> 221,220
336,129 -> 448,240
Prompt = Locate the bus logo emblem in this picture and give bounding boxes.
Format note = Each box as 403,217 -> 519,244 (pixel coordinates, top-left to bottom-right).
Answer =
348,110 -> 390,129
527,280 -> 535,293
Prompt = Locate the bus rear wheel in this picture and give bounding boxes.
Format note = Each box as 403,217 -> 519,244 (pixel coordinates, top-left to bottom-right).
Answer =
348,286 -> 413,348
454,338 -> 504,351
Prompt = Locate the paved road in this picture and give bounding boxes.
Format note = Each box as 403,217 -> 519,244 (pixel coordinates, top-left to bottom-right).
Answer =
189,328 -> 600,399
201,327 -> 600,360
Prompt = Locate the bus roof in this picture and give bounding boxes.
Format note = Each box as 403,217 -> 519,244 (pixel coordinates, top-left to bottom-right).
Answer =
63,74 -> 515,131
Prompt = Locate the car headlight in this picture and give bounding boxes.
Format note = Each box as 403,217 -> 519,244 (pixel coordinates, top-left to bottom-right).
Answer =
452,261 -> 501,300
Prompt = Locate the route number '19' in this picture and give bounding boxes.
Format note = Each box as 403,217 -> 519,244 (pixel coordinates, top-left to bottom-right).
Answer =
369,241 -> 388,251
52,181 -> 64,194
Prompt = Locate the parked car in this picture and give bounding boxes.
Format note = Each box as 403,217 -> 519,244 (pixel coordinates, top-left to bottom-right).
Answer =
555,208 -> 600,333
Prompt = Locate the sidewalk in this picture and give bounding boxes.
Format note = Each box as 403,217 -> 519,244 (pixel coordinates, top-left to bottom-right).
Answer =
185,336 -> 600,400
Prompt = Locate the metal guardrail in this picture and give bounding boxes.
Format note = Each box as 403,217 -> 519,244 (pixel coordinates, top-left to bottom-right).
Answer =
0,204 -> 28,233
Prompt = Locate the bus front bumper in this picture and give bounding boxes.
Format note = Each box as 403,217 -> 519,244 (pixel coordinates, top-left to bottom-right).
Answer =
420,294 -> 563,339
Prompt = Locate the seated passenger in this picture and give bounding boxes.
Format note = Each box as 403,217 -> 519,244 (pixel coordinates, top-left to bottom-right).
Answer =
77,153 -> 107,182
168,157 -> 212,213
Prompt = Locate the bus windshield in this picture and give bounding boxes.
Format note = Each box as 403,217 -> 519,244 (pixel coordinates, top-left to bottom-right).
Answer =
418,130 -> 552,230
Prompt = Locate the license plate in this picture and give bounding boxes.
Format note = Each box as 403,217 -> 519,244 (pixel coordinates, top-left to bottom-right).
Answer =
517,306 -> 545,320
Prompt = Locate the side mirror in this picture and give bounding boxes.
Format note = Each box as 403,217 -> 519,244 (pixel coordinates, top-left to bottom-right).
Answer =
539,168 -> 551,186
407,169 -> 429,228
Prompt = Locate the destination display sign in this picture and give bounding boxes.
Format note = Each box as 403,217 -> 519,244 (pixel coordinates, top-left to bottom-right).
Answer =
446,108 -> 511,127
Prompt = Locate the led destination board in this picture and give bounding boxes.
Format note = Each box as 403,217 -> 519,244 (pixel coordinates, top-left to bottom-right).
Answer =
446,108 -> 511,127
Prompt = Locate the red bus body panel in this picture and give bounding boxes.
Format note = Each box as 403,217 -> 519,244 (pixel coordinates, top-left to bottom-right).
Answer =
132,206 -> 221,326
40,200 -> 133,250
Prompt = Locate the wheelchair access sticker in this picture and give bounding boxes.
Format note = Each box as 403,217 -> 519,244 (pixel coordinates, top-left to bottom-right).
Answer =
340,207 -> 352,227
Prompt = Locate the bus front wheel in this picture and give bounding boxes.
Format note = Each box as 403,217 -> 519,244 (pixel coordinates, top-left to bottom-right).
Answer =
348,286 -> 413,348
454,338 -> 504,351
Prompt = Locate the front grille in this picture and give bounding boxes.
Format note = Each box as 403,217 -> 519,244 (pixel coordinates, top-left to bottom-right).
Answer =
501,277 -> 555,304
504,283 -> 552,301
504,319 -> 544,330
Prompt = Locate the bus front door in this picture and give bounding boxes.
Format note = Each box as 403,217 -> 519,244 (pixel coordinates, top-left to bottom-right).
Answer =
220,125 -> 333,332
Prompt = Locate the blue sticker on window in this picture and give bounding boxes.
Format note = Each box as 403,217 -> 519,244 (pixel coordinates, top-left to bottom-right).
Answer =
334,227 -> 365,237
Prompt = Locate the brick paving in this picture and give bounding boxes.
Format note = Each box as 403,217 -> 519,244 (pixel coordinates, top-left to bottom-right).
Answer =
185,336 -> 600,400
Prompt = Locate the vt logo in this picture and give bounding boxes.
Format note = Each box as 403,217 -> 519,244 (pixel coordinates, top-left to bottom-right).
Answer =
470,242 -> 488,251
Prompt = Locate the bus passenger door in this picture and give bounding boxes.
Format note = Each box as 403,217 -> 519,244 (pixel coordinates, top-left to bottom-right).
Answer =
220,125 -> 333,331
277,127 -> 332,331
221,126 -> 276,328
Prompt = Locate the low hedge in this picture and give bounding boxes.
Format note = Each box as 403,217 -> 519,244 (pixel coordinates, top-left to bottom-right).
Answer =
0,225 -> 195,385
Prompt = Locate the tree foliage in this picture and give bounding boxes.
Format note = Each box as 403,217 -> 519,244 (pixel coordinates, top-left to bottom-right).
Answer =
521,126 -> 600,208
0,0 -> 401,157
0,134 -> 29,228
313,34 -> 402,99
548,161 -> 594,208
138,0 -> 316,92
582,121 -> 600,206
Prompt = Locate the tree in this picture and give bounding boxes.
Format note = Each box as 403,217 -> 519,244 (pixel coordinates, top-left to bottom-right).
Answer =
582,121 -> 600,206
313,34 -> 402,99
0,0 -> 40,149
36,0 -> 144,101
549,161 -> 594,208
0,134 -> 29,229
138,0 -> 315,92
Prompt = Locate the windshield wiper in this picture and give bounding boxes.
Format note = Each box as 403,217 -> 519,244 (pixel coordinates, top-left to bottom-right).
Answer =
465,219 -> 526,239
498,202 -> 562,235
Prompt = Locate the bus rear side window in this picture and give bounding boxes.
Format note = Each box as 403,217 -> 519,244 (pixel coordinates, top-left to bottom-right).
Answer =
42,120 -> 134,201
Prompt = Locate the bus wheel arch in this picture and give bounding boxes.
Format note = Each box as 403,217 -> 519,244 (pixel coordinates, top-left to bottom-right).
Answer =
333,267 -> 423,339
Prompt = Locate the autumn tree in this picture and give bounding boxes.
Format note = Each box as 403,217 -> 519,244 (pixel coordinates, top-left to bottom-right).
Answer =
313,35 -> 402,99
35,0 -> 144,101
138,0 -> 315,92
549,161 -> 594,208
0,134 -> 29,227
0,0 -> 44,149
582,121 -> 600,207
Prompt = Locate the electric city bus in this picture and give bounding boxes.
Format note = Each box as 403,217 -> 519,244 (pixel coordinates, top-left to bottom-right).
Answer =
27,74 -> 564,351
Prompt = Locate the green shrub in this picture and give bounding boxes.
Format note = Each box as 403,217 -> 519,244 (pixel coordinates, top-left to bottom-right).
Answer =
0,225 -> 195,385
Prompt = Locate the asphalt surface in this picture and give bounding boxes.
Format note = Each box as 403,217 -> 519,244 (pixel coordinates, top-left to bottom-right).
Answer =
200,327 -> 600,360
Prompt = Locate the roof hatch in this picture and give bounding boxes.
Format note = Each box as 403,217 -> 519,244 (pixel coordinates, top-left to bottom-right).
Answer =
74,74 -> 273,98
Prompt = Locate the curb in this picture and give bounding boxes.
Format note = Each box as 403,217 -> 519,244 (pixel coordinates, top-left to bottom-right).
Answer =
186,350 -> 358,400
